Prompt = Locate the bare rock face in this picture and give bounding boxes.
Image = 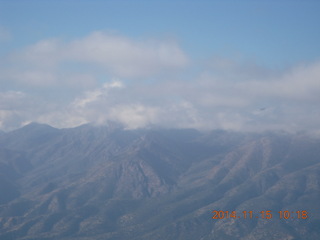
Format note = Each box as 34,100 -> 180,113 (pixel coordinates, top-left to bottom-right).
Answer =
0,123 -> 319,240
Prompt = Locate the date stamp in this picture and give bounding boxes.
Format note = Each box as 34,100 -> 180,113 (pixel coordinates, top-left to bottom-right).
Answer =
212,210 -> 308,220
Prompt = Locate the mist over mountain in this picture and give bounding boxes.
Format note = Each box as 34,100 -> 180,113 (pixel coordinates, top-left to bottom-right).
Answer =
0,122 -> 319,240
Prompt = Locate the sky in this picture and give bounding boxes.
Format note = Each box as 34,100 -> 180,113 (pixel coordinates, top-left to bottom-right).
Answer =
0,0 -> 320,133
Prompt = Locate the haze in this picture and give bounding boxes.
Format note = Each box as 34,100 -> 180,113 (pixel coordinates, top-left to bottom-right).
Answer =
1,0 -> 320,133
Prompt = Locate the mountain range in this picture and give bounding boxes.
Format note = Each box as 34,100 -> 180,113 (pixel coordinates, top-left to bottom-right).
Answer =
0,122 -> 319,240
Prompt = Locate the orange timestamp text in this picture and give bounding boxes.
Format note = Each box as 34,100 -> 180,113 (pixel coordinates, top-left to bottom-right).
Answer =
212,210 -> 308,220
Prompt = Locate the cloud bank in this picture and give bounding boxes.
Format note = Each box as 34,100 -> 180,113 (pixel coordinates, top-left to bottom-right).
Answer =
2,31 -> 188,88
0,31 -> 320,134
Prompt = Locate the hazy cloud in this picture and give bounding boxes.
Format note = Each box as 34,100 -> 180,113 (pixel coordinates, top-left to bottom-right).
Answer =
234,62 -> 320,101
34,59 -> 320,133
1,32 -> 188,89
0,26 -> 11,42
67,32 -> 189,78
0,31 -> 319,134
0,91 -> 40,130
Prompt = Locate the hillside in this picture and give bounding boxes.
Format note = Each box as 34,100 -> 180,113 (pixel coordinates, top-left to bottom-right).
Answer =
0,123 -> 319,240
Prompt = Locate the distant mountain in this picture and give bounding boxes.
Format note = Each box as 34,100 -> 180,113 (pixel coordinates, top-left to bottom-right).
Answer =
0,123 -> 319,240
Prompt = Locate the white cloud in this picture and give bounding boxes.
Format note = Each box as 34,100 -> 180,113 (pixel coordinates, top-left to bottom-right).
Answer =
0,91 -> 26,110
230,62 -> 320,102
36,110 -> 88,129
109,104 -> 159,129
0,31 -> 319,134
71,80 -> 124,108
14,71 -> 57,86
11,39 -> 62,69
0,32 -> 189,90
67,32 -> 189,78
0,91 -> 41,130
273,62 -> 320,100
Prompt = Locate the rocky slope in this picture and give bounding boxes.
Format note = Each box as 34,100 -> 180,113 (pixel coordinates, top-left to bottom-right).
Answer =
0,123 -> 319,240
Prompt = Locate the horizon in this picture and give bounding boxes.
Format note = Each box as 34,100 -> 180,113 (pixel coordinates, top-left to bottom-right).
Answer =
2,121 -> 318,139
1,0 -> 320,134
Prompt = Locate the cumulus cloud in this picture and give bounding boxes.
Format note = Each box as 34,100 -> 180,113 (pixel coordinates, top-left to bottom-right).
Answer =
67,32 -> 189,78
0,32 -> 188,89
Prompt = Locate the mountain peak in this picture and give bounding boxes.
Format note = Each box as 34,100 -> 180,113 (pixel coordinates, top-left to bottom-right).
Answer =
0,127 -> 319,240
20,122 -> 57,130
0,122 -> 60,151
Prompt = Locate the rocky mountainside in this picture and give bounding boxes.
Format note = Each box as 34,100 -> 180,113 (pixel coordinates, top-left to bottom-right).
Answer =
0,123 -> 319,240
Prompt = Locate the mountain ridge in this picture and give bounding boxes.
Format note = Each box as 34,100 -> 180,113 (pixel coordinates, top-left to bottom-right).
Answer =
0,123 -> 319,239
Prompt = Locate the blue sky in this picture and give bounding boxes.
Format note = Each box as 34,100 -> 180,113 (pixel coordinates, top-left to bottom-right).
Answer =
1,0 -> 319,65
1,0 -> 320,133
